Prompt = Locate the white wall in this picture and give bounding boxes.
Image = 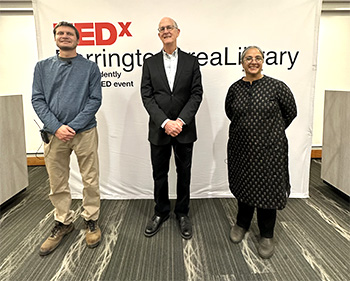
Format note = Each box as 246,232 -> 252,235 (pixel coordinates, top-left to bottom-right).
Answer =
313,11 -> 350,146
0,14 -> 40,153
0,8 -> 349,152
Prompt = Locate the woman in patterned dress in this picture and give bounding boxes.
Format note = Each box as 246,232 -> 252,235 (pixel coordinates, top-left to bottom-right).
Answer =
225,46 -> 297,259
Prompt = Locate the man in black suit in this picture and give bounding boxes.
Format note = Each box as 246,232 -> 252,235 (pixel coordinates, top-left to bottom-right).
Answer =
141,17 -> 203,239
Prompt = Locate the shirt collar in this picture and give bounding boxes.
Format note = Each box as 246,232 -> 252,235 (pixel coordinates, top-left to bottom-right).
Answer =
162,48 -> 178,59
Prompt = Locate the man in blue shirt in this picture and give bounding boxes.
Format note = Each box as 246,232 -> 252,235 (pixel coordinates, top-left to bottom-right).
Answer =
32,21 -> 102,256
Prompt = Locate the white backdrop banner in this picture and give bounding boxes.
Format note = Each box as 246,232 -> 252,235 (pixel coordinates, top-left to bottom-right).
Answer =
32,0 -> 322,199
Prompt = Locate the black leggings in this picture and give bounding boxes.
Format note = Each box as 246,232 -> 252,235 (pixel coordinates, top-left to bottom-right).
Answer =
236,200 -> 277,238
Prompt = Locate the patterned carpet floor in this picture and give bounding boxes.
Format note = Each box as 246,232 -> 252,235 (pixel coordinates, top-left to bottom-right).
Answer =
0,160 -> 349,281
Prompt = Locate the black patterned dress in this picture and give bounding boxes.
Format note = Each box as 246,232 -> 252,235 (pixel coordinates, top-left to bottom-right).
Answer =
225,75 -> 297,210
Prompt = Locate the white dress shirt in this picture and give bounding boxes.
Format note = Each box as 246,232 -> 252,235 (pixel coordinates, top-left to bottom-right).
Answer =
161,49 -> 185,128
163,48 -> 178,92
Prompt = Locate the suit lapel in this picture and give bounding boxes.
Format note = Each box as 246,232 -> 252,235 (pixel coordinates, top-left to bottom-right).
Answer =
155,52 -> 172,93
173,49 -> 184,92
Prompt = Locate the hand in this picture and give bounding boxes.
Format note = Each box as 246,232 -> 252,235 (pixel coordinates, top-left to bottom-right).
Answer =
176,118 -> 184,128
55,125 -> 76,142
164,120 -> 183,137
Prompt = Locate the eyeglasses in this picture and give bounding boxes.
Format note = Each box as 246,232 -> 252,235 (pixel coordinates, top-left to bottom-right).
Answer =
244,56 -> 264,63
158,25 -> 177,33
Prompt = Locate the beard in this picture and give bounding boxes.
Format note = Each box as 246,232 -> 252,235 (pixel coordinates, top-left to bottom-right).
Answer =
59,46 -> 76,51
57,41 -> 78,51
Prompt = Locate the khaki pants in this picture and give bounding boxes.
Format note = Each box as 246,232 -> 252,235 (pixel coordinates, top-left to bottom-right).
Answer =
44,127 -> 100,224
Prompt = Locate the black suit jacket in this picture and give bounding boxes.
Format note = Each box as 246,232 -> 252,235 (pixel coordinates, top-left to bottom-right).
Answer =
141,48 -> 203,145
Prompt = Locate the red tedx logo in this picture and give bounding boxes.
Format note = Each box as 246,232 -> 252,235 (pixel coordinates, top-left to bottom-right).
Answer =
53,22 -> 132,46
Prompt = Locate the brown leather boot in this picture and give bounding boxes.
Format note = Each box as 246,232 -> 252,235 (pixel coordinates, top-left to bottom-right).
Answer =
39,221 -> 74,256
85,220 -> 101,248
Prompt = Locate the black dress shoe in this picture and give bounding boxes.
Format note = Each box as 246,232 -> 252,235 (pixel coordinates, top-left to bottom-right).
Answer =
144,214 -> 169,237
177,215 -> 192,239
